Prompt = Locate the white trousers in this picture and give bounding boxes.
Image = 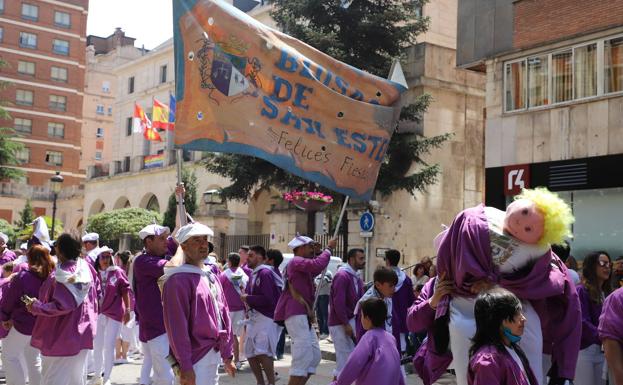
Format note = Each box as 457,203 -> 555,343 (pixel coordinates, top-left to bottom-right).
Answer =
140,344 -> 153,385
329,318 -> 356,377
93,314 -> 121,381
2,328 -> 41,385
285,314 -> 321,377
41,349 -> 88,385
175,349 -> 220,385
574,344 -> 606,385
142,333 -> 174,385
449,297 -> 543,385
245,311 -> 281,358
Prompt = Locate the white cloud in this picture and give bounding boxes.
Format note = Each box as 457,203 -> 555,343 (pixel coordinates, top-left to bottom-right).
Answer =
87,0 -> 173,50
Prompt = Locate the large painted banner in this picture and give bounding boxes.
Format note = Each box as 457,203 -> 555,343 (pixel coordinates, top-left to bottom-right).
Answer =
173,0 -> 406,200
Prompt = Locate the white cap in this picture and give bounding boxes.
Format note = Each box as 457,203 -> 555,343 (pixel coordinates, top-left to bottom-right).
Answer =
97,246 -> 114,256
81,233 -> 99,242
288,235 -> 314,250
138,224 -> 170,240
175,223 -> 214,244
19,243 -> 27,251
0,232 -> 8,244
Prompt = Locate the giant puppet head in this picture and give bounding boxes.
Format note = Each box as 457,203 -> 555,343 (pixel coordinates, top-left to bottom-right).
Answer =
503,188 -> 574,247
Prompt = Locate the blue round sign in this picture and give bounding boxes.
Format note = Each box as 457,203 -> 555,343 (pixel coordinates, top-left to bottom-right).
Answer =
359,212 -> 375,232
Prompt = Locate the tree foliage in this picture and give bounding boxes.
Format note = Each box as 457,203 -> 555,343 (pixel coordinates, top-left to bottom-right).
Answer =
86,208 -> 163,242
163,168 -> 198,230
0,219 -> 16,246
205,0 -> 451,201
0,59 -> 25,182
15,199 -> 34,230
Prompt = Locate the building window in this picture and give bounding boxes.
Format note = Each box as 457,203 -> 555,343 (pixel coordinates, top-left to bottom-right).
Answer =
16,147 -> 30,164
605,37 -> 623,94
527,55 -> 548,107
96,105 -> 104,115
52,39 -> 70,56
21,3 -> 38,21
14,118 -> 32,133
128,76 -> 135,94
49,95 -> 67,111
95,152 -> 102,161
16,90 -> 34,106
17,61 -> 35,76
504,60 -> 526,112
19,32 -> 37,49
50,66 -> 68,82
126,117 -> 133,136
574,43 -> 597,99
0,27 -> 3,42
107,107 -> 112,116
0,0 -> 4,13
102,81 -> 110,93
54,11 -> 71,28
551,50 -> 573,103
45,151 -> 63,166
96,127 -> 104,138
47,122 -> 64,138
160,65 -> 167,83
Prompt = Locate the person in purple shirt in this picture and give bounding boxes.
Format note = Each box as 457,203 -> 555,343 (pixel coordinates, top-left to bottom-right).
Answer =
266,249 -> 286,360
1,244 -> 54,385
162,222 -> 236,385
133,223 -> 180,385
328,248 -> 365,378
90,247 -> 132,385
330,297 -> 405,385
385,249 -> 415,356
238,245 -> 253,279
81,232 -> 100,265
575,251 -> 612,385
468,288 -> 538,385
274,235 -> 336,385
0,232 -> 16,265
599,286 -> 623,385
219,252 -> 249,369
26,234 -> 98,385
240,245 -> 283,385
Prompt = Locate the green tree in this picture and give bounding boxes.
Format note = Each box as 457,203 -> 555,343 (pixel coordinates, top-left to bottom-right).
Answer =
0,59 -> 25,182
15,199 -> 34,230
86,208 -> 163,243
204,0 -> 451,202
163,168 -> 198,230
0,219 -> 16,246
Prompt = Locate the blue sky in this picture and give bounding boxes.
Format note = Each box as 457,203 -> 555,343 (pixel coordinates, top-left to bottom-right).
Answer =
87,0 -> 173,49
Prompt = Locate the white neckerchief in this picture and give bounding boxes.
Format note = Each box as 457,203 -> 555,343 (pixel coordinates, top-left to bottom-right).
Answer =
162,264 -> 223,329
356,285 -> 393,333
339,264 -> 361,296
223,267 -> 249,294
55,258 -> 92,306
270,266 -> 285,290
100,265 -> 120,297
391,266 -> 406,291
251,264 -> 272,288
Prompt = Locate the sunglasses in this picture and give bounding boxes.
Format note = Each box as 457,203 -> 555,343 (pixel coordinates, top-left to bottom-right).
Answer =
598,260 -> 611,268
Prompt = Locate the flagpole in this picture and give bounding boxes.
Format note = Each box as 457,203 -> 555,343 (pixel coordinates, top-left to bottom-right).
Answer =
312,195 -> 349,319
176,148 -> 187,227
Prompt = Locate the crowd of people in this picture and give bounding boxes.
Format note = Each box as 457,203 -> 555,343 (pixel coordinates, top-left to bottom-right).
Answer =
0,186 -> 621,385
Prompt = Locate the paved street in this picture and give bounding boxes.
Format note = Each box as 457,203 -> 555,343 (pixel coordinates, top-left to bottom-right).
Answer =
107,354 -> 425,385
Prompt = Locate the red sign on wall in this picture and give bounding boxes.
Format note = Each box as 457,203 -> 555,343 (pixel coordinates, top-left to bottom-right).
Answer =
504,164 -> 530,196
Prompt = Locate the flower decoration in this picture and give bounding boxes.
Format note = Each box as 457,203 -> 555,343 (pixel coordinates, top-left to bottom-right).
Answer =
282,191 -> 334,212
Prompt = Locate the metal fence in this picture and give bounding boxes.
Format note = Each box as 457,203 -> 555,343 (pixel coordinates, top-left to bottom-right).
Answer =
216,234 -> 271,256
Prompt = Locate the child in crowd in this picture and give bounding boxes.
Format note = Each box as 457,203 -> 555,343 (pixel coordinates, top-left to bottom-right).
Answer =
330,297 -> 404,385
355,266 -> 397,342
468,288 -> 538,385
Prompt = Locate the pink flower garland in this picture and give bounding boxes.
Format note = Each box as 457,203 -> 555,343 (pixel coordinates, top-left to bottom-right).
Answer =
282,191 -> 334,204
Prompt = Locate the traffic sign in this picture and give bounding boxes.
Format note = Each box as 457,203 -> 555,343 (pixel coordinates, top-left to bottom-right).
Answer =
359,212 -> 375,232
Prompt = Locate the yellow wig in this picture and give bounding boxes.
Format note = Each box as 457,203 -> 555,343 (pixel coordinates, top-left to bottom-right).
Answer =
515,187 -> 574,246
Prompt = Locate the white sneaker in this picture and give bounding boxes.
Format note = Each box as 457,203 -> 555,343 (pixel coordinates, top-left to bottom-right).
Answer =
87,376 -> 103,385
235,361 -> 243,370
103,380 -> 111,385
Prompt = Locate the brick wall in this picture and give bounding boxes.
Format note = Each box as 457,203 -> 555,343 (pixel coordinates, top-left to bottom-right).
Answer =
514,0 -> 623,49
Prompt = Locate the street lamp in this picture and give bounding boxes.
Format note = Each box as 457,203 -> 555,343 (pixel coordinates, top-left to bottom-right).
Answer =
50,171 -> 64,240
203,189 -> 224,205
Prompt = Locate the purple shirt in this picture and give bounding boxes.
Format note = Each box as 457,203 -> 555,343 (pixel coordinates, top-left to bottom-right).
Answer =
392,274 -> 415,334
162,268 -> 233,372
0,249 -> 16,265
576,284 -> 603,349
329,268 -> 364,327
0,278 -> 10,338
274,249 -> 330,322
133,252 -> 167,343
0,268 -> 45,335
246,266 -> 280,319
99,267 -> 131,322
468,345 -> 538,385
30,260 -> 98,356
329,328 -> 405,385
598,287 -> 623,345
219,269 -> 245,312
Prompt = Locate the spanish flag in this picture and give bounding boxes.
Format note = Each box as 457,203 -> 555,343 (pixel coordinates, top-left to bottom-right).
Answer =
152,98 -> 172,130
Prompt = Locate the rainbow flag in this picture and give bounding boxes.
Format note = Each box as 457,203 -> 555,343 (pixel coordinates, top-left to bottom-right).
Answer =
144,153 -> 165,169
152,98 -> 172,130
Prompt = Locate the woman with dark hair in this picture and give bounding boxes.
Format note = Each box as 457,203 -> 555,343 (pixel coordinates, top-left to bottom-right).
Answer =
26,233 -> 98,385
468,288 -> 537,385
412,263 -> 429,287
0,244 -> 55,385
575,251 -> 612,385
